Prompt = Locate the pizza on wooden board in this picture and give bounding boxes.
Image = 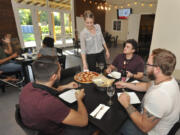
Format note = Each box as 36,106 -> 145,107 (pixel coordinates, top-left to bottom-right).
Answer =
74,71 -> 99,83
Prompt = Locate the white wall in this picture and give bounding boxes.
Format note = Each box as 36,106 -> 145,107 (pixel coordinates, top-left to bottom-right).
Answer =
150,0 -> 180,79
105,0 -> 157,44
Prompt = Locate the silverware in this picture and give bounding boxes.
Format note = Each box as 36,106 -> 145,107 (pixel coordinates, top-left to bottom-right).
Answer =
93,106 -> 104,118
122,88 -> 127,93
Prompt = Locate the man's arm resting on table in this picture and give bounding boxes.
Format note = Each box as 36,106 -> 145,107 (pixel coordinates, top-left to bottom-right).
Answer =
133,72 -> 144,80
123,81 -> 152,92
62,98 -> 88,127
126,105 -> 160,133
57,82 -> 78,92
105,64 -> 116,73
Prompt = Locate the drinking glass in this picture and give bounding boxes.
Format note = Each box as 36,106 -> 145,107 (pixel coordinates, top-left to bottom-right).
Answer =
107,86 -> 115,105
98,62 -> 104,74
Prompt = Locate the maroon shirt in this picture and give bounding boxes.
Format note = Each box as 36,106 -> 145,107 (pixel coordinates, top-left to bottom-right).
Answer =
112,54 -> 144,74
19,83 -> 70,135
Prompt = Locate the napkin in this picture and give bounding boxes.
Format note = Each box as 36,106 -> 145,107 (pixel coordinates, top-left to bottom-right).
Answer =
58,89 -> 77,103
108,71 -> 121,79
83,69 -> 89,72
117,92 -> 141,104
131,80 -> 140,84
90,104 -> 110,119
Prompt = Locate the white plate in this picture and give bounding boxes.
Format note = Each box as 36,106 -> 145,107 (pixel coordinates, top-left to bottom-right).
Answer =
58,89 -> 77,103
108,71 -> 121,79
16,57 -> 24,60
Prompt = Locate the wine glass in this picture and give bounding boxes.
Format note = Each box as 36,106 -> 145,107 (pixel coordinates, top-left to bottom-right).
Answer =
107,86 -> 115,106
98,62 -> 104,74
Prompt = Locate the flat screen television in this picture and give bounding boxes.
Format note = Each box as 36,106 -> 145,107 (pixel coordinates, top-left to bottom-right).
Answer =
117,8 -> 132,19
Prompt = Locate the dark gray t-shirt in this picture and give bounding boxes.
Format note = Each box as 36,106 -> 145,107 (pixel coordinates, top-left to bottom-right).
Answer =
39,47 -> 57,56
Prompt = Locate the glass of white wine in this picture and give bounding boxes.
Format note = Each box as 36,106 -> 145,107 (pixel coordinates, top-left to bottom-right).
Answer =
107,86 -> 115,106
98,62 -> 104,74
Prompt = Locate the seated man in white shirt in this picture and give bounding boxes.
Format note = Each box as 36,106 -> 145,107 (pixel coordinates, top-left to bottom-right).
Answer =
115,48 -> 180,135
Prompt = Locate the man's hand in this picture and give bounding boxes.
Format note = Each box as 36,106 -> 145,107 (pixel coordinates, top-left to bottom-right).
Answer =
75,89 -> 85,101
118,92 -> 130,108
105,67 -> 112,74
66,82 -> 78,89
127,71 -> 134,78
115,81 -> 127,89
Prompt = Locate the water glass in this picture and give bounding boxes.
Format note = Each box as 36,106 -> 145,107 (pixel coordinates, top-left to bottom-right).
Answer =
107,86 -> 115,105
99,62 -> 104,74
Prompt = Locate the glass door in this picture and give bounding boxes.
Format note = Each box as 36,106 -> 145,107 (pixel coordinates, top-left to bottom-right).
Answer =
18,8 -> 36,47
37,11 -> 50,43
64,13 -> 73,44
12,0 -> 75,48
52,12 -> 63,45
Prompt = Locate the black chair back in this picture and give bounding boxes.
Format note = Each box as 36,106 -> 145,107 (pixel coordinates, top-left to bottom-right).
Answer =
55,66 -> 81,86
168,121 -> 180,135
15,104 -> 40,135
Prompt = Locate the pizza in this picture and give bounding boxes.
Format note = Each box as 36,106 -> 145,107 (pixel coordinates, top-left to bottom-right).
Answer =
74,71 -> 99,83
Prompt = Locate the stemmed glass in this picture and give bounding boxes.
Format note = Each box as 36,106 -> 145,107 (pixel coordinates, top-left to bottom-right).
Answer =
98,62 -> 104,74
106,86 -> 115,106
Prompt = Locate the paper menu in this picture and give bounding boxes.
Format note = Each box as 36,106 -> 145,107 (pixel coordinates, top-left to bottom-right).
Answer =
58,89 -> 77,103
131,80 -> 140,84
117,92 -> 141,104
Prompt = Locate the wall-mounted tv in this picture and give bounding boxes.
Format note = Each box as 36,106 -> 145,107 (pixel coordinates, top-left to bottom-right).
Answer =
117,8 -> 132,19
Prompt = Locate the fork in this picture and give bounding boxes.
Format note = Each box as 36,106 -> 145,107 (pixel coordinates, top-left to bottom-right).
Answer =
122,88 -> 127,93
93,106 -> 104,118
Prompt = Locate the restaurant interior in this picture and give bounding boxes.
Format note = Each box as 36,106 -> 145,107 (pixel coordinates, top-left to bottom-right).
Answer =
0,0 -> 180,135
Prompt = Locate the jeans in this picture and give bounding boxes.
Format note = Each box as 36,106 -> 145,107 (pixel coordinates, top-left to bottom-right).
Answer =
0,60 -> 23,76
116,119 -> 147,135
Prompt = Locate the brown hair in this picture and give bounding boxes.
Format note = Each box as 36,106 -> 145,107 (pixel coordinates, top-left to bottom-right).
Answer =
152,48 -> 176,76
83,10 -> 94,20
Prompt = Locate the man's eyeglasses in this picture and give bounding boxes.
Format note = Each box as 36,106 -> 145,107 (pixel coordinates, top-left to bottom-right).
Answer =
146,63 -> 157,67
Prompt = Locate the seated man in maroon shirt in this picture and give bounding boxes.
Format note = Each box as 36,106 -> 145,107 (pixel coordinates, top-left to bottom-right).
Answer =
19,56 -> 95,135
105,39 -> 144,80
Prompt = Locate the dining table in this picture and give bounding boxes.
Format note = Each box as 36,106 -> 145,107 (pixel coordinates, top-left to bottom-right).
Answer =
59,76 -> 145,135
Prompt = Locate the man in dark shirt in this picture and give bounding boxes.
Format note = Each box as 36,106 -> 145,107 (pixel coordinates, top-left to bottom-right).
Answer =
105,39 -> 144,80
19,56 -> 94,135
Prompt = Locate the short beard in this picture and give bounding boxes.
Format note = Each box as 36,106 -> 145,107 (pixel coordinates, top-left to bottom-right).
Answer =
148,72 -> 156,80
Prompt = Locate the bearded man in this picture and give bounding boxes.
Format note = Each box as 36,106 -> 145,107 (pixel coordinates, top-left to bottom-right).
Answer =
115,48 -> 180,135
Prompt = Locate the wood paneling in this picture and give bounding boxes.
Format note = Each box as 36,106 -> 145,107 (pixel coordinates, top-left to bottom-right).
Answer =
74,0 -> 106,32
0,0 -> 18,38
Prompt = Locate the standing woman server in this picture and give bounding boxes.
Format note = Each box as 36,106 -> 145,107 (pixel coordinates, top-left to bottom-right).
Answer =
80,10 -> 110,72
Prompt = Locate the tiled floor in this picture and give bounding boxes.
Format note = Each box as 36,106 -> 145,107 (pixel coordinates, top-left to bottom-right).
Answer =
1,44 -> 179,135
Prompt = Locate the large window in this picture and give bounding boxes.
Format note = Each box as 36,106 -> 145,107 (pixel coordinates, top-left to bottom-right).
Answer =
12,0 -> 74,48
18,9 -> 36,47
37,11 -> 49,41
52,12 -> 63,45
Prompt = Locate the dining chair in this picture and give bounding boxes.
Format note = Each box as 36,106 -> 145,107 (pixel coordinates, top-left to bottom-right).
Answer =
53,66 -> 81,86
0,71 -> 21,93
15,104 -> 40,135
61,66 -> 81,78
168,120 -> 180,135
